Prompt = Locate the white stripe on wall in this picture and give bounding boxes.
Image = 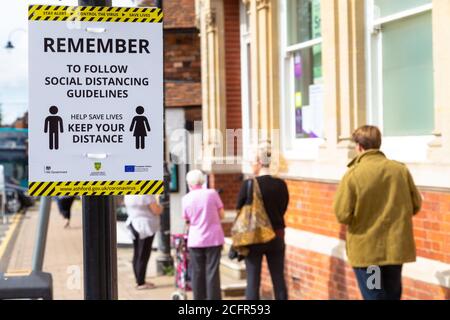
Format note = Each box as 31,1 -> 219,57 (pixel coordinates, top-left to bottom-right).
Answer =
279,161 -> 450,190
285,228 -> 450,289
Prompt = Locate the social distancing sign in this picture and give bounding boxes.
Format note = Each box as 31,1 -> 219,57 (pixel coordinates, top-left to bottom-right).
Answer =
28,5 -> 164,196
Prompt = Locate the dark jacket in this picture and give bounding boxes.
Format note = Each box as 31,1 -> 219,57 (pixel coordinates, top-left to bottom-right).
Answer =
236,175 -> 289,230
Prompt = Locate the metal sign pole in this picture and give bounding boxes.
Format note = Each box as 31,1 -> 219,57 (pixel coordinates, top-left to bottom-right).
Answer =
154,0 -> 174,275
31,197 -> 51,272
77,0 -> 118,300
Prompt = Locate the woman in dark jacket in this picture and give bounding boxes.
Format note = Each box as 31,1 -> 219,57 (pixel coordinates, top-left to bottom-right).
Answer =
236,148 -> 289,300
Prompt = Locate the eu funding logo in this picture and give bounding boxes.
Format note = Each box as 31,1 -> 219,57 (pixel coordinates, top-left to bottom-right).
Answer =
125,165 -> 150,173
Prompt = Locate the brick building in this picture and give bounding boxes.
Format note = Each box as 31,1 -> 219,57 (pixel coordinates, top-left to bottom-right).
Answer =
136,0 -> 201,232
196,0 -> 450,299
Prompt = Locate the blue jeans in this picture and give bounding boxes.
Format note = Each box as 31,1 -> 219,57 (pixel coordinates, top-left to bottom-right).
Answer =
353,265 -> 403,300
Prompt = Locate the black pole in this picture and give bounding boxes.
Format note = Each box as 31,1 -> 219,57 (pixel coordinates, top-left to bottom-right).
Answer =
154,0 -> 174,275
78,0 -> 118,300
82,196 -> 117,299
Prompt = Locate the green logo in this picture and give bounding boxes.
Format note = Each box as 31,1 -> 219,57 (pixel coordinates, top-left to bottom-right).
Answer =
94,162 -> 102,171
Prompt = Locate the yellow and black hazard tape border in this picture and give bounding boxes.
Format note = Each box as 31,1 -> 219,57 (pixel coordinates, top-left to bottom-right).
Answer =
28,180 -> 164,196
28,5 -> 163,23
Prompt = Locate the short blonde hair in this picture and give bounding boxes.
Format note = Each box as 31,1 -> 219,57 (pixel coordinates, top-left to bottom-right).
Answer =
352,125 -> 382,150
186,169 -> 205,187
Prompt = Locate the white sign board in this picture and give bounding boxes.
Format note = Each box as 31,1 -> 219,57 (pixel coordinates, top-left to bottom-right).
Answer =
28,5 -> 164,196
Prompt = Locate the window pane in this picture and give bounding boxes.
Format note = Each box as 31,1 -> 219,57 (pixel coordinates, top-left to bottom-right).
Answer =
374,0 -> 431,19
287,0 -> 321,46
294,44 -> 323,138
382,12 -> 434,136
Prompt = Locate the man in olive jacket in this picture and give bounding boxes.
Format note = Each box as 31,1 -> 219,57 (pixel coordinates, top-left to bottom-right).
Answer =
333,125 -> 422,300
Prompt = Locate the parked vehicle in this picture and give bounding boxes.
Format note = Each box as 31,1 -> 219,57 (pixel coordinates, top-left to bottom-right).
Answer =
0,128 -> 29,188
0,128 -> 34,213
0,165 -> 6,217
5,182 -> 35,213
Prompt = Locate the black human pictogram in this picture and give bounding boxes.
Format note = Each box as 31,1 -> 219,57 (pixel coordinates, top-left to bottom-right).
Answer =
129,106 -> 151,150
44,106 -> 64,150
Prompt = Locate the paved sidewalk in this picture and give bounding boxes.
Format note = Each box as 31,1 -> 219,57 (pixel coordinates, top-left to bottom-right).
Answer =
5,200 -> 241,300
0,213 -> 23,272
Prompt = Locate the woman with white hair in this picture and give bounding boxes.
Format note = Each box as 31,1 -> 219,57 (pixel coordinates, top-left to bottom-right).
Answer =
182,169 -> 225,300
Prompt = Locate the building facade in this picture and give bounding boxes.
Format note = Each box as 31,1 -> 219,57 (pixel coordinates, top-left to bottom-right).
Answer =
137,0 -> 202,233
196,0 -> 450,299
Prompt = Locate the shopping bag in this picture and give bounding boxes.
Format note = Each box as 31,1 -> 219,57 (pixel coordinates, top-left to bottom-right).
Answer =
231,179 -> 275,257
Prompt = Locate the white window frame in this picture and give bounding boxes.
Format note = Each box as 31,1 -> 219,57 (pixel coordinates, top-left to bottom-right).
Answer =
279,0 -> 325,161
366,0 -> 434,163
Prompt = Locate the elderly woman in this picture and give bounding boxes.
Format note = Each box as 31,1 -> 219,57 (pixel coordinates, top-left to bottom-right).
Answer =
182,169 -> 225,300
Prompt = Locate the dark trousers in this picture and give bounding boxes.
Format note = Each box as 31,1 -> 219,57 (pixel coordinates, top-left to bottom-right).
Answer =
130,224 -> 154,286
353,265 -> 403,300
56,197 -> 75,220
245,236 -> 288,300
189,246 -> 222,300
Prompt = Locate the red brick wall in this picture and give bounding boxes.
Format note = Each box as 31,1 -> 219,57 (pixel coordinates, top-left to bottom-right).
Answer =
224,0 -> 242,130
261,247 -> 450,300
141,0 -> 196,29
161,1 -> 201,109
164,0 -> 197,29
165,82 -> 201,107
165,32 -> 201,82
208,173 -> 243,210
261,248 -> 362,300
224,0 -> 242,156
184,106 -> 202,122
414,192 -> 450,262
259,179 -> 450,300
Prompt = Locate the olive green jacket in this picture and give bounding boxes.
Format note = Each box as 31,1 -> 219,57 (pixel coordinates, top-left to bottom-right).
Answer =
333,150 -> 422,267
